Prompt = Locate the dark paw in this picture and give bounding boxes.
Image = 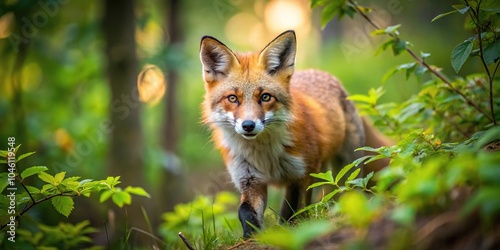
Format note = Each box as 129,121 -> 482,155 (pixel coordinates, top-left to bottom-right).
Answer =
238,201 -> 260,238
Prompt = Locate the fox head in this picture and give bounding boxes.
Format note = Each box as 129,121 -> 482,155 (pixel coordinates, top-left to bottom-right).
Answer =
200,30 -> 297,140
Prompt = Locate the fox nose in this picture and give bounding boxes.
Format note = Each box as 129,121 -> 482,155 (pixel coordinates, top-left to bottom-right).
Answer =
241,120 -> 256,132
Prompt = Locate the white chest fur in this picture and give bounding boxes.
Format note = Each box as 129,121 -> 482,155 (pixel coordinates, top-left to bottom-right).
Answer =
222,125 -> 306,190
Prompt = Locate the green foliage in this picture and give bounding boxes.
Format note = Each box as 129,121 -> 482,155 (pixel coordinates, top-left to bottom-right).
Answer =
312,0 -> 361,27
0,147 -> 150,248
158,191 -> 240,249
451,39 -> 474,73
255,220 -> 335,250
6,221 -> 102,250
431,0 -> 500,73
0,147 -> 149,222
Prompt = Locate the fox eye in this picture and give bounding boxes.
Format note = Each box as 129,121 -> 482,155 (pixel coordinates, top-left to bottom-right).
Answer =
227,95 -> 238,103
260,93 -> 272,102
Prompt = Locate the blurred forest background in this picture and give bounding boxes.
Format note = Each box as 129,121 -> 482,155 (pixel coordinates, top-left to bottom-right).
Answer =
0,0 -> 483,245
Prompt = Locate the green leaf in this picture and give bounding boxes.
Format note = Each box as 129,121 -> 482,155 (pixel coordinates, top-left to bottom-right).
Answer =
383,61 -> 417,82
481,6 -> 500,13
0,173 -> 9,193
372,25 -> 401,36
17,151 -> 36,162
362,172 -> 374,189
365,154 -> 389,165
452,5 -> 470,13
335,163 -> 356,184
52,196 -> 74,217
474,126 -> 500,150
112,191 -> 132,207
382,66 -> 399,83
61,176 -> 80,191
393,62 -> 417,80
347,94 -> 375,105
431,9 -> 459,22
397,62 -> 417,70
451,40 -> 473,73
25,186 -> 40,194
310,0 -> 329,8
41,184 -> 56,194
392,39 -> 407,55
348,171 -> 375,189
62,176 -> 80,183
414,65 -> 428,80
420,51 -> 431,58
125,186 -> 150,198
105,176 -> 121,187
321,189 -> 340,202
375,39 -> 395,56
371,28 -> 387,36
321,2 -> 340,28
54,172 -> 66,184
38,172 -> 55,184
99,190 -> 113,203
483,40 -> 500,65
310,170 -> 334,182
21,166 -> 48,179
347,168 -> 361,182
307,181 -> 335,191
385,24 -> 401,35
479,0 -> 500,12
78,179 -> 93,185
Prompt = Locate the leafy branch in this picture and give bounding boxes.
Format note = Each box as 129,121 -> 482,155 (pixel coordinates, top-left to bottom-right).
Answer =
0,147 -> 150,230
462,0 -> 498,125
345,0 -> 495,124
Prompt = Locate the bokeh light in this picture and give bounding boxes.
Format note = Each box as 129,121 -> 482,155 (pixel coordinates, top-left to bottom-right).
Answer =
264,0 -> 310,34
137,64 -> 166,106
0,12 -> 14,39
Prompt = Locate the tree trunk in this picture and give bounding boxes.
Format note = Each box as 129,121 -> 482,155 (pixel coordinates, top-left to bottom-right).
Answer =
149,0 -> 188,227
162,0 -> 181,153
102,0 -> 149,245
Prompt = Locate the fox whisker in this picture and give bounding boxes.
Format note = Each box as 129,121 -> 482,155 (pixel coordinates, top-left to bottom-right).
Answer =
207,120 -> 234,127
263,117 -> 291,125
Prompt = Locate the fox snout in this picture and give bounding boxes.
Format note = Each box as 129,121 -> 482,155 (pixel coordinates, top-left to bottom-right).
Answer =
235,118 -> 265,139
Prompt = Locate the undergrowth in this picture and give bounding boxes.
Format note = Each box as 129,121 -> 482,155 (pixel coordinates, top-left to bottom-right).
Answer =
160,0 -> 500,249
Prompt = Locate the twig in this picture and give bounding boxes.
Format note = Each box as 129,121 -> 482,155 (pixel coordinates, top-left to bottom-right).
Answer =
179,232 -> 195,250
415,211 -> 458,243
464,0 -> 497,125
348,0 -> 495,123
127,227 -> 167,247
0,192 -> 75,230
104,220 -> 111,250
433,108 -> 471,138
419,133 -> 439,151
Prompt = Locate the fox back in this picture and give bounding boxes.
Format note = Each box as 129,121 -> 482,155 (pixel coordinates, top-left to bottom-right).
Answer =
200,30 -> 365,238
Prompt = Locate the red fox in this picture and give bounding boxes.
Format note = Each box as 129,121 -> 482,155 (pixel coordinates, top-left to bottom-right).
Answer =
200,30 -> 390,238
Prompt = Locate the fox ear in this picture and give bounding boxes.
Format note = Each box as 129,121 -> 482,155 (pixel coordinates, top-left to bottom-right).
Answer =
259,30 -> 296,77
200,36 -> 238,84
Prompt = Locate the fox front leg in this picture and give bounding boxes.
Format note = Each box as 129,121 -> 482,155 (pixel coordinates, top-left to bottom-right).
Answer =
237,178 -> 267,238
280,176 -> 313,223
